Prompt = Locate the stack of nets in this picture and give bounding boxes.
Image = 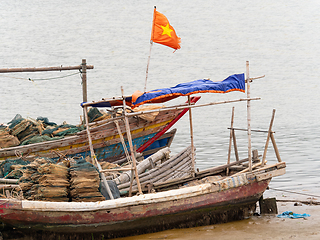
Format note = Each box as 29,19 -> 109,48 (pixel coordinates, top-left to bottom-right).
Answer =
69,158 -> 105,202
8,114 -> 45,146
0,109 -> 110,148
19,158 -> 69,202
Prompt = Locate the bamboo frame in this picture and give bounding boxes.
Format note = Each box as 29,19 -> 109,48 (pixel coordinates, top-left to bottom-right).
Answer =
81,97 -> 261,129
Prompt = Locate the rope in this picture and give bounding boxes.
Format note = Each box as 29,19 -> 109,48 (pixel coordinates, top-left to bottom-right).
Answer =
0,71 -> 80,82
269,187 -> 320,198
29,72 -> 80,81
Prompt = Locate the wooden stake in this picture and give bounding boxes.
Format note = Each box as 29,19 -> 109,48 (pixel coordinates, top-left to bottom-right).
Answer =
188,96 -> 195,175
227,107 -> 235,175
246,61 -> 252,172
121,86 -> 143,195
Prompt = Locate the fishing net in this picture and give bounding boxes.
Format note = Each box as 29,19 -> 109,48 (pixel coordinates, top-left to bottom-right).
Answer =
69,158 -> 105,202
18,158 -> 69,202
0,126 -> 20,148
0,158 -> 30,178
1,107 -> 113,148
87,107 -> 103,122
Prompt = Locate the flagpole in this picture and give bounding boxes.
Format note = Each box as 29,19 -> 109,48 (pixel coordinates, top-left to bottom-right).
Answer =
144,6 -> 157,93
144,41 -> 153,93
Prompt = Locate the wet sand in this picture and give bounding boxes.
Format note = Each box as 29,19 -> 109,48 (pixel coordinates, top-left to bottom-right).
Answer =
116,200 -> 320,240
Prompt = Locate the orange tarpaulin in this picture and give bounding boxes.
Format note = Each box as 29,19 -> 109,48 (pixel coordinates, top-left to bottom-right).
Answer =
151,7 -> 181,50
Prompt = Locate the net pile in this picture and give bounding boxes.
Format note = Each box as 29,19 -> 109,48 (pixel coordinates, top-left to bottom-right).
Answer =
19,158 -> 69,202
69,158 -> 105,202
0,108 -> 111,148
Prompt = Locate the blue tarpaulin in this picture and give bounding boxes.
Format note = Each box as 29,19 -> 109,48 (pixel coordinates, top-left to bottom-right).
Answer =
132,73 -> 245,108
81,73 -> 245,108
277,211 -> 311,219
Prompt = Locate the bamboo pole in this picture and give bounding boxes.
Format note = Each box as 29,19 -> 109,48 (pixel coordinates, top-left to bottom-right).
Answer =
246,61 -> 252,172
232,130 -> 240,162
228,127 -> 274,133
0,63 -> 94,73
128,146 -> 138,197
84,106 -> 114,200
101,168 -> 132,172
188,96 -> 195,175
270,132 -> 282,162
114,147 -> 170,185
81,59 -> 88,103
114,120 -> 131,163
144,42 -> 153,92
227,107 -> 235,175
121,86 -> 143,195
262,109 -> 276,165
0,179 -> 18,184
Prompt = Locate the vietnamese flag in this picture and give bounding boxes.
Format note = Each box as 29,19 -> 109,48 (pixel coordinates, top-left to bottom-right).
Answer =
151,7 -> 181,50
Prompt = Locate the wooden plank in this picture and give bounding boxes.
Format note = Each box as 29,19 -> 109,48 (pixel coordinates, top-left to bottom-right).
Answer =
255,168 -> 286,181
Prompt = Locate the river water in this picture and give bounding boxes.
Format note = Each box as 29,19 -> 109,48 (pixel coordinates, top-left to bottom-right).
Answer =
1,0 -> 320,238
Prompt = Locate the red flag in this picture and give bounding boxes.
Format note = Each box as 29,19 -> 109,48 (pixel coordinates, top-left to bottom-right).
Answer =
151,7 -> 181,50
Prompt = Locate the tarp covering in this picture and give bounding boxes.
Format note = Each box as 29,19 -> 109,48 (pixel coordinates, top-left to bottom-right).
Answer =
131,73 -> 245,108
81,73 -> 245,109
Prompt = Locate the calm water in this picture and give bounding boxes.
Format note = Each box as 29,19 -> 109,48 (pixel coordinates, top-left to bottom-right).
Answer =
1,0 -> 320,237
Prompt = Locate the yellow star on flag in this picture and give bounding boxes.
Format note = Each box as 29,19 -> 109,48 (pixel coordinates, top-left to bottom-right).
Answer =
161,24 -> 173,37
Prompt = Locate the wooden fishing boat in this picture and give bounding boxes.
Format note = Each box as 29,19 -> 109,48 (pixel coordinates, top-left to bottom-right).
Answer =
0,161 -> 285,239
0,108 -> 180,163
0,63 -> 286,239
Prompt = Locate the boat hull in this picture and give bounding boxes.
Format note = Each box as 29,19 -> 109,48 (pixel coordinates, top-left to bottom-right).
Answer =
0,178 -> 270,238
0,110 -> 181,162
